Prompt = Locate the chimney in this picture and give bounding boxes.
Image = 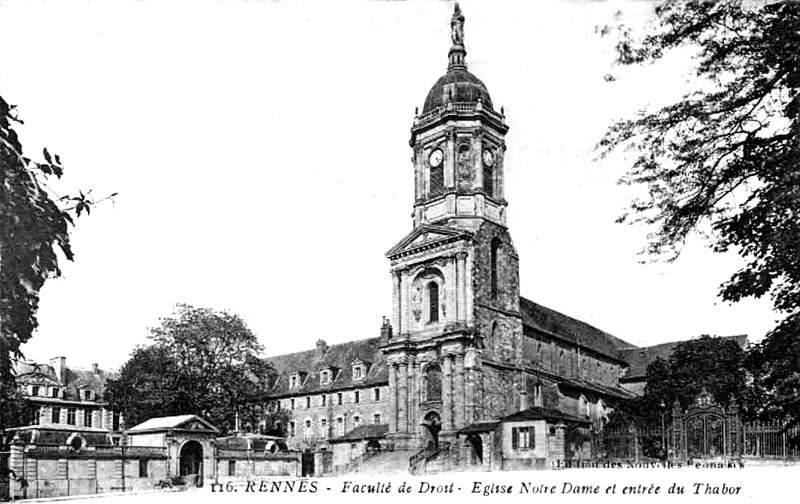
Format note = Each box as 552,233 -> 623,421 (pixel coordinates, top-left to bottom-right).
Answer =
519,390 -> 529,412
315,339 -> 328,359
533,380 -> 543,408
92,363 -> 99,374
50,356 -> 67,385
380,316 -> 393,340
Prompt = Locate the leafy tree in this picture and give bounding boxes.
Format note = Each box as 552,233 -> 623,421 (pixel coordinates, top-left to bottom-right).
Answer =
614,336 -> 747,426
105,304 -> 276,434
1,95 -> 112,442
599,2 -> 800,423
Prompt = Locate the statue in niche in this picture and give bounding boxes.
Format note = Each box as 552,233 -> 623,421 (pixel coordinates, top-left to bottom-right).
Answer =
457,144 -> 473,186
412,286 -> 422,322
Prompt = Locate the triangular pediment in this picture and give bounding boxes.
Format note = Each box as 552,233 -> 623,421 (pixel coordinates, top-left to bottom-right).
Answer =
386,225 -> 471,258
175,416 -> 218,433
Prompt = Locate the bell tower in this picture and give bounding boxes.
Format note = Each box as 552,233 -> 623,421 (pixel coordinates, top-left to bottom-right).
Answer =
382,4 -> 522,451
409,3 -> 510,229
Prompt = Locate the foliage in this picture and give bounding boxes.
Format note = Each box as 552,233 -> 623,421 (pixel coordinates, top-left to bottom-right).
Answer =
618,336 -> 746,423
599,2 -> 800,422
105,304 -> 275,434
1,94 -> 112,444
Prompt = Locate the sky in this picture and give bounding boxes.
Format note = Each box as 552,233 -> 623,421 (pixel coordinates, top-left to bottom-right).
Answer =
0,0 -> 779,371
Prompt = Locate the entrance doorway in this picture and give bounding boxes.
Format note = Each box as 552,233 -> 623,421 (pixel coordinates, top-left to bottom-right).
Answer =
422,411 -> 442,450
179,441 -> 203,487
465,434 -> 483,465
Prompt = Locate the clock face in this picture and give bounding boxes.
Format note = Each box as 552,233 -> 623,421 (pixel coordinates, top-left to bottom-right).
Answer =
483,149 -> 494,167
429,148 -> 444,168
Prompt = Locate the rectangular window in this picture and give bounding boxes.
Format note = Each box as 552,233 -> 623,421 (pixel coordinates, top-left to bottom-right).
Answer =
84,411 -> 93,428
320,419 -> 327,437
84,390 -> 92,401
289,421 -> 296,437
228,460 -> 236,477
373,414 -> 381,425
354,415 -> 361,426
290,399 -> 295,410
354,366 -> 362,379
52,388 -> 58,398
373,388 -> 380,401
139,460 -> 149,478
67,408 -> 76,425
34,408 -> 41,425
306,397 -> 311,408
112,411 -> 121,431
354,390 -> 360,403
322,394 -> 327,407
336,417 -> 344,436
337,393 -> 343,405
31,385 -> 40,396
512,426 -> 534,450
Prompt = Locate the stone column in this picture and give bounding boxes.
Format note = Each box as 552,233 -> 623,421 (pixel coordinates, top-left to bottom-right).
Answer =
410,361 -> 419,439
454,354 -> 465,429
414,146 -> 423,201
456,252 -> 467,324
400,269 -> 411,336
473,132 -> 483,191
388,365 -> 397,434
442,356 -> 453,431
445,258 -> 456,324
392,271 -> 402,335
398,363 -> 409,433
445,129 -> 456,188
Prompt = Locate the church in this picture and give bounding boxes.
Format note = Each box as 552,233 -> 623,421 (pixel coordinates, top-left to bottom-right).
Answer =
255,5 -> 691,472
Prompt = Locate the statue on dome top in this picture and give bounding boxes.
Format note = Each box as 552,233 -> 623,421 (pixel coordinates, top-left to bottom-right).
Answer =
451,3 -> 465,46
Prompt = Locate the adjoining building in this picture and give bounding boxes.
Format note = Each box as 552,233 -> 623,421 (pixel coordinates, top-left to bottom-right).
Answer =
13,356 -> 123,443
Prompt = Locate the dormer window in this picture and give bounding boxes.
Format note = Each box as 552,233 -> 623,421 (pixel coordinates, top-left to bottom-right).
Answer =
288,372 -> 306,390
354,367 -> 363,380
31,385 -> 40,396
83,390 -> 93,401
321,370 -> 330,384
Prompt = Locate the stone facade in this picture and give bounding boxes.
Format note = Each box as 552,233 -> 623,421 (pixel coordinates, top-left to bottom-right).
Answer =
13,357 -> 123,442
252,5 -> 729,471
259,338 -> 390,451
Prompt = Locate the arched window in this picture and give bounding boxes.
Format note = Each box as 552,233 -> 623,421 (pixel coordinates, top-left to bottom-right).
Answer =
490,238 -> 501,299
428,282 -> 439,322
425,364 -> 442,401
483,163 -> 494,196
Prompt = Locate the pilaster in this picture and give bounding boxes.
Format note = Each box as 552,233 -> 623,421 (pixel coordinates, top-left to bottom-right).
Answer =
454,353 -> 465,429
442,356 -> 453,431
388,364 -> 397,434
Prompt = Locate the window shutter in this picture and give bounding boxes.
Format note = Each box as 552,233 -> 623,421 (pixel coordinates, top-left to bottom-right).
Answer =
512,427 -> 519,449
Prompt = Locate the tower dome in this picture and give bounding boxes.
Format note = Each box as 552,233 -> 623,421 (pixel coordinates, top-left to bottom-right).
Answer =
420,3 -> 493,114
422,69 -> 493,114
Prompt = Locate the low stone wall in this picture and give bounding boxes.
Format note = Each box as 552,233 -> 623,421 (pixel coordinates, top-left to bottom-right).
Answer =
7,442 -> 168,500
215,449 -> 301,482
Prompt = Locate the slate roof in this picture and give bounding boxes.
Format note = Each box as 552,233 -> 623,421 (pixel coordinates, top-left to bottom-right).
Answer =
263,337 -> 387,397
619,334 -> 748,382
329,423 -> 389,443
458,421 -> 500,434
520,297 -> 635,362
501,406 -> 590,425
14,360 -> 118,401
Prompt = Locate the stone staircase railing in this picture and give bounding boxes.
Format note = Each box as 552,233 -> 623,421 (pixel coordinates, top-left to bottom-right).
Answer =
409,442 -> 450,474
